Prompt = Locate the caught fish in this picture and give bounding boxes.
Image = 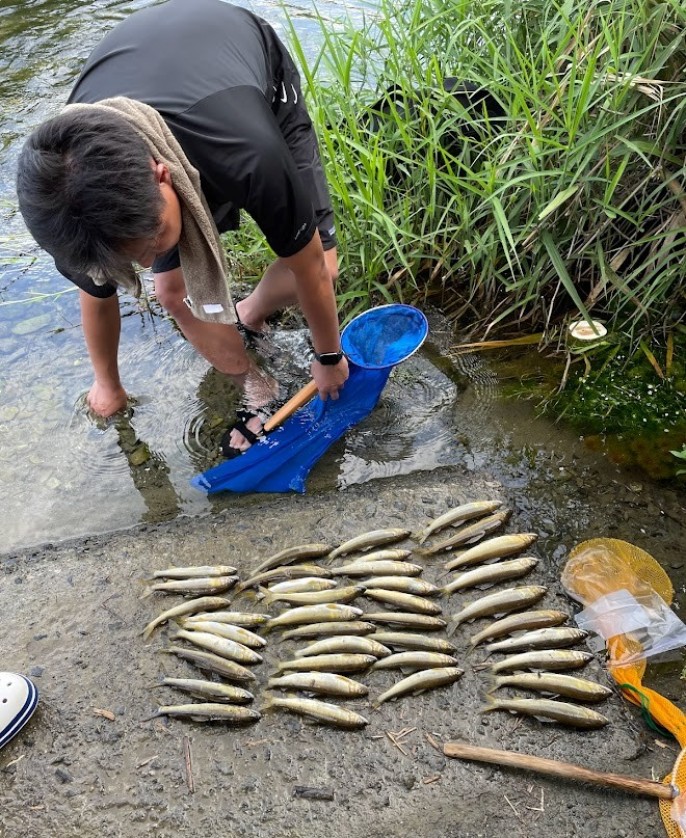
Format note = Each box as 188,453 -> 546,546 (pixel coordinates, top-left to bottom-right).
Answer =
371,651 -> 459,671
484,649 -> 594,674
184,610 -> 270,628
449,586 -> 548,631
179,620 -> 267,648
373,666 -> 464,708
330,560 -> 423,577
481,695 -> 609,729
267,578 -> 337,594
296,635 -> 392,658
417,510 -> 511,556
470,610 -> 570,647
142,596 -> 231,640
488,672 -> 613,703
365,589 -> 443,616
483,627 -> 588,655
415,500 -> 504,544
162,646 -> 256,682
327,528 -> 412,560
170,629 -> 263,665
267,672 -> 369,698
147,703 -> 261,724
262,694 -> 369,728
281,621 -> 376,641
250,543 -> 332,576
141,576 -> 238,599
264,604 -> 363,632
153,677 -> 254,704
363,576 -> 440,597
442,557 -> 539,595
370,632 -> 458,654
351,548 -> 413,563
365,612 -> 447,631
444,533 -> 539,572
152,565 -> 237,579
277,653 -> 377,673
261,585 -> 365,607
235,564 -> 332,594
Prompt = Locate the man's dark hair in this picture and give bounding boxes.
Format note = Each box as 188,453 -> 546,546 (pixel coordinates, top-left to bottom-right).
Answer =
16,107 -> 164,285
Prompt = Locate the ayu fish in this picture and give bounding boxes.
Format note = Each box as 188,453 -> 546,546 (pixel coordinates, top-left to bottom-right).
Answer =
330,560 -> 423,577
141,576 -> 238,599
266,578 -> 337,594
147,703 -> 260,724
264,604 -> 363,632
364,589 -> 443,615
162,646 -> 256,682
484,649 -> 594,674
370,631 -> 458,654
267,672 -> 369,698
153,677 -> 254,704
415,500 -> 504,544
235,564 -> 332,594
444,533 -> 539,572
449,586 -> 548,631
371,651 -> 459,671
170,629 -> 263,665
184,610 -> 270,628
483,627 -> 588,655
280,621 -> 377,641
262,694 -> 369,728
142,595 -> 231,640
470,609 -> 570,647
250,543 -> 332,576
277,653 -> 377,673
351,548 -> 413,563
296,635 -> 392,658
488,672 -> 613,703
152,565 -> 237,579
365,612 -> 447,631
327,528 -> 412,560
481,695 -> 609,729
442,557 -> 538,595
261,585 -> 365,607
178,619 -> 267,648
417,510 -> 512,556
363,576 -> 440,597
373,666 -> 464,708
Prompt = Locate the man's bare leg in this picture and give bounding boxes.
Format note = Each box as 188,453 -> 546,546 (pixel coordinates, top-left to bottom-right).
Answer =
236,248 -> 339,333
154,267 -> 279,428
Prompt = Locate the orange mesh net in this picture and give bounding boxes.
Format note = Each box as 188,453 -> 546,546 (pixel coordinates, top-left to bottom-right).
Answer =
561,538 -> 686,837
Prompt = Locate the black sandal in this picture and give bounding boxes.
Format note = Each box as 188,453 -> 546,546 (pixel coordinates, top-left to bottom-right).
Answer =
219,400 -> 281,459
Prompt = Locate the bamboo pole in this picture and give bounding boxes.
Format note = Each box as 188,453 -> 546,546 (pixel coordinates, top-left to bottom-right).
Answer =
443,742 -> 678,801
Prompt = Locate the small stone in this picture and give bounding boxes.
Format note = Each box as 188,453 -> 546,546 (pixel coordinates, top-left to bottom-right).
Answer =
29,666 -> 44,678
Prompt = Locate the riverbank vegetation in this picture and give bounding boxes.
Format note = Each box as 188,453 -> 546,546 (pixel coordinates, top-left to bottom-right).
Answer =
280,0 -> 685,475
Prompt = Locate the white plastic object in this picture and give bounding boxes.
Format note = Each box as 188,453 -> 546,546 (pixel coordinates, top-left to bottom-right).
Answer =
0,672 -> 39,749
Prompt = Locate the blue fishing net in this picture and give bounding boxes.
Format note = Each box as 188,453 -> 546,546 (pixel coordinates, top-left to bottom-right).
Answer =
191,364 -> 391,494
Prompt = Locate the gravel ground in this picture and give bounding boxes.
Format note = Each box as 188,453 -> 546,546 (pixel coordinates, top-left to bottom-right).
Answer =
3,462 -> 684,838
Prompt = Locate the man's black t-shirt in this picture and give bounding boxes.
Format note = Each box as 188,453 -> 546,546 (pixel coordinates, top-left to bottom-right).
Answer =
65,0 -> 334,297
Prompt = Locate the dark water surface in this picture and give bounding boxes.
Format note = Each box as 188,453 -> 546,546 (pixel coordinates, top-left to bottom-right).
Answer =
0,0 -> 684,594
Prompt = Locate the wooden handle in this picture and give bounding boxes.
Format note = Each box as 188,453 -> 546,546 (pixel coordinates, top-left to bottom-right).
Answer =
263,380 -> 319,433
443,742 -> 678,801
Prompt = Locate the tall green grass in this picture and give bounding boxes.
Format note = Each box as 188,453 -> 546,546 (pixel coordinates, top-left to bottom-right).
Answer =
281,0 -> 685,337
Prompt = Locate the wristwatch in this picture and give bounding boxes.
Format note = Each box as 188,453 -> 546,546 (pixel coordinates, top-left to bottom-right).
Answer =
314,350 -> 344,366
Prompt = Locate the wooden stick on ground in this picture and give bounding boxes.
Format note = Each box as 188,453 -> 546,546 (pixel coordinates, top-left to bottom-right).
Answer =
443,742 -> 678,801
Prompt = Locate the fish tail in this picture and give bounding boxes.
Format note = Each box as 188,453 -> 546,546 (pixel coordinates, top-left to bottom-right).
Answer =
446,617 -> 461,638
413,546 -> 431,557
140,709 -> 162,722
479,694 -> 497,715
139,587 -> 154,600
482,673 -> 500,695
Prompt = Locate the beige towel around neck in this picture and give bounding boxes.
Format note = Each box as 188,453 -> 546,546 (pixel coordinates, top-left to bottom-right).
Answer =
63,97 -> 236,325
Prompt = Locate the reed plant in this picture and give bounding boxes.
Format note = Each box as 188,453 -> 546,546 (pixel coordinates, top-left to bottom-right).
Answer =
280,0 -> 685,341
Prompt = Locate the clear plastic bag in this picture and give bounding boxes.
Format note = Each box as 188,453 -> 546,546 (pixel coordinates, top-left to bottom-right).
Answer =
561,542 -> 686,666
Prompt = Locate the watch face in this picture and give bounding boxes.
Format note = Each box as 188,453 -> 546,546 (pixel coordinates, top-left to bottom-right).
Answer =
317,351 -> 343,365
